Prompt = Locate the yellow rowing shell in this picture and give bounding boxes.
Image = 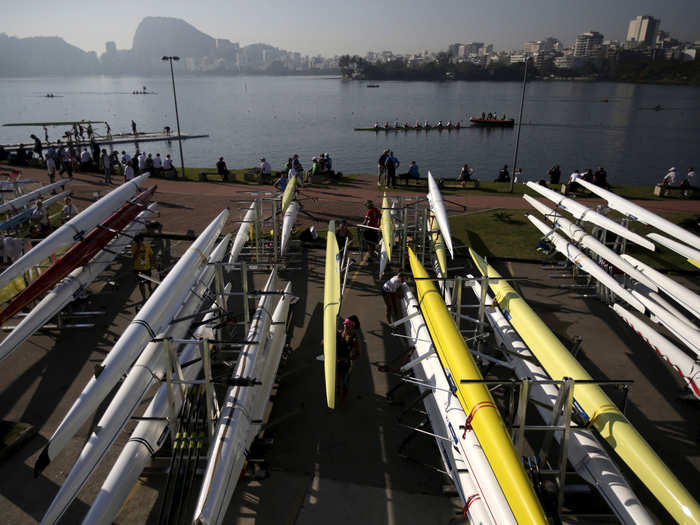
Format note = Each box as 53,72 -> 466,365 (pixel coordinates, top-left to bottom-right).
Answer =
323,221 -> 341,409
470,248 -> 700,525
281,175 -> 297,214
381,193 -> 394,261
409,248 -> 547,524
427,211 -> 447,276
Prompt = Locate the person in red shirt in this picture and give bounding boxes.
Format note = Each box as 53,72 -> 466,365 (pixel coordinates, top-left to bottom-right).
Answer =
362,200 -> 381,250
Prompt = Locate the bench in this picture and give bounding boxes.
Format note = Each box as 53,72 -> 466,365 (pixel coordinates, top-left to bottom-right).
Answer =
654,184 -> 695,198
198,171 -> 230,182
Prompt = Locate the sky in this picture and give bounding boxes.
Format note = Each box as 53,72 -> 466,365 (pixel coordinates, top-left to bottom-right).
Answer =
2,0 -> 699,57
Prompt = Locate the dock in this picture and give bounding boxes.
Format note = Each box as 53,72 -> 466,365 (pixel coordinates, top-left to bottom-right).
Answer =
0,131 -> 209,152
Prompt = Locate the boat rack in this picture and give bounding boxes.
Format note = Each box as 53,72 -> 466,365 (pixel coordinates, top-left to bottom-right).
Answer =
391,272 -> 634,522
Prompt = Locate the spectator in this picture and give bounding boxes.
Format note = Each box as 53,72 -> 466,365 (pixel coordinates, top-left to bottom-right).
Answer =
513,167 -> 525,183
335,220 -> 353,248
495,164 -> 510,182
274,171 -> 288,191
153,153 -> 162,177
163,154 -> 175,177
80,148 -> 92,171
16,144 -> 27,166
401,160 -> 420,185
661,167 -> 676,187
124,160 -> 135,181
457,163 -> 474,188
593,167 -> 609,189
381,273 -> 405,323
385,150 -> 399,188
31,199 -> 50,235
145,153 -> 154,173
377,149 -> 389,186
547,165 -> 561,185
259,157 -> 272,180
686,167 -> 696,187
216,157 -> 229,179
101,149 -> 111,184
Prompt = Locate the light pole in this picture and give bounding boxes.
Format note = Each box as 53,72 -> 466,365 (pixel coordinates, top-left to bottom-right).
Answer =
162,56 -> 186,179
509,56 -> 528,193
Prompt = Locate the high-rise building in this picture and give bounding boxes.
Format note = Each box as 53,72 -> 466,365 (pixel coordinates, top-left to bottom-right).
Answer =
574,31 -> 604,57
626,15 -> 661,46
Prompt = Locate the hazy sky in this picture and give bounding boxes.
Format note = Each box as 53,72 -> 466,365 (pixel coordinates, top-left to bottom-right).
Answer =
3,0 -> 699,56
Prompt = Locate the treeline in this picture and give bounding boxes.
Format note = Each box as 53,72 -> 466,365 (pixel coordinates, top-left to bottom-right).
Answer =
339,54 -> 527,81
339,53 -> 700,85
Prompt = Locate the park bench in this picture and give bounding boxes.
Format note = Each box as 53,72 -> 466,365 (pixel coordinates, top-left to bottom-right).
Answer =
198,171 -> 230,182
654,184 -> 695,198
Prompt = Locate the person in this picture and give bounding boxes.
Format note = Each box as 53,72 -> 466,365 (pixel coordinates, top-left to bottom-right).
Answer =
336,316 -> 361,403
46,150 -> 57,183
385,150 -> 398,188
152,153 -> 162,176
259,157 -> 272,180
593,167 -> 609,188
306,156 -> 320,183
31,134 -> 43,160
131,120 -> 137,135
31,199 -> 50,235
163,154 -> 174,177
292,154 -> 303,174
105,121 -> 112,137
325,153 -> 333,172
120,150 -> 131,167
381,272 -> 405,323
377,149 -> 389,186
457,163 -> 473,187
582,168 -> 594,183
79,148 -> 92,171
568,169 -> 581,191
216,156 -> 229,179
362,200 -> 381,251
495,164 -> 510,182
131,233 -> 154,303
662,167 -> 677,187
61,196 -> 78,223
16,144 -> 27,166
145,153 -> 154,173
124,160 -> 135,181
335,220 -> 353,248
138,152 -> 146,173
87,123 -> 94,139
547,165 -> 561,185
687,167 -> 696,187
401,160 -> 419,185
101,149 -> 111,184
61,148 -> 73,179
513,167 -> 524,183
43,125 -> 49,143
274,170 -> 288,191
164,125 -> 171,136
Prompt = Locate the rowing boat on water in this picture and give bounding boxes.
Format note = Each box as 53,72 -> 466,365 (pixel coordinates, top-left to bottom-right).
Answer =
469,117 -> 515,127
409,248 -> 548,524
470,248 -> 700,525
354,124 -> 463,131
323,221 -> 341,409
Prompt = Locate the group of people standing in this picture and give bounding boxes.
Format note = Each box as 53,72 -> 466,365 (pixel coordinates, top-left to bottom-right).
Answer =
377,149 -> 419,187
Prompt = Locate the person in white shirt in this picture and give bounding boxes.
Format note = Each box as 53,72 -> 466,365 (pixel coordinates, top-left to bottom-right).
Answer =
381,273 -> 405,323
259,157 -> 271,177
153,153 -> 162,176
568,169 -> 580,184
686,167 -> 695,185
80,148 -> 91,165
513,167 -> 525,183
121,151 -> 131,166
61,196 -> 78,223
138,152 -> 146,172
124,162 -> 135,181
662,167 -> 677,186
31,199 -> 50,234
163,154 -> 173,171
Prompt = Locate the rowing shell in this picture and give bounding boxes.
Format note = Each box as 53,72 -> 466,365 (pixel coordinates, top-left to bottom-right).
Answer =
409,248 -> 547,524
427,171 -> 454,258
280,174 -> 297,214
523,195 -> 658,291
281,201 -> 298,256
467,277 -> 654,525
621,254 -> 700,320
469,248 -> 700,525
39,235 -> 231,525
35,209 -> 228,474
0,180 -> 68,216
400,284 -> 516,524
0,174 -> 149,293
0,187 -> 156,327
647,232 -> 700,268
81,283 -> 232,525
576,178 -> 700,250
323,221 -> 341,409
380,192 -> 394,261
526,181 -> 655,251
0,190 -> 72,233
0,204 -> 156,361
229,200 -> 257,264
194,269 -> 278,525
527,214 -> 644,313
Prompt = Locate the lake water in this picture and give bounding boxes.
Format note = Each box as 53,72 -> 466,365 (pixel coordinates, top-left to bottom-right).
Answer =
1,76 -> 699,185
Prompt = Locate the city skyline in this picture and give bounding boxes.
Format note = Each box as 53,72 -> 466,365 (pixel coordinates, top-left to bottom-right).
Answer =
2,0 -> 699,58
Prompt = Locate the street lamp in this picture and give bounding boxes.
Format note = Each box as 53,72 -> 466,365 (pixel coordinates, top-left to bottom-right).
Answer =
162,55 -> 186,179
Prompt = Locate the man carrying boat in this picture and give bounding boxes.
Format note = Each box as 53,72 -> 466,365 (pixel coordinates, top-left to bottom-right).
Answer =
362,200 -> 381,252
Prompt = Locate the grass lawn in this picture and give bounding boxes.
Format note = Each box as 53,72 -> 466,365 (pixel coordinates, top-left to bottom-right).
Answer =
449,208 -> 700,272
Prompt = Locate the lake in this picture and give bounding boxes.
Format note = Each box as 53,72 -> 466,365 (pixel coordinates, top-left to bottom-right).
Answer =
1,75 -> 699,185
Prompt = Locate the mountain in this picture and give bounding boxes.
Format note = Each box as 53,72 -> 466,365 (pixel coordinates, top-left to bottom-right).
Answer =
0,33 -> 99,76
